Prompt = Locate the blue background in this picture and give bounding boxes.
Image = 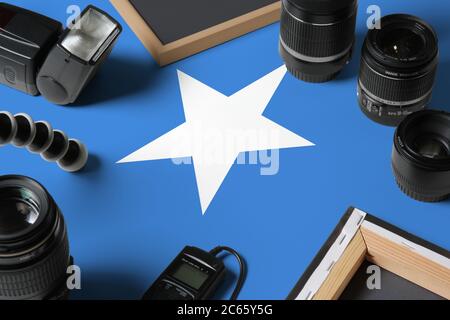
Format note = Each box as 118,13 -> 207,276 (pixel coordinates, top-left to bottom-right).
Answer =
1,0 -> 449,299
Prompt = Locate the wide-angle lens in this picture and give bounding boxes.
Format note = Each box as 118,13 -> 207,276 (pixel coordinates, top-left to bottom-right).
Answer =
279,0 -> 358,83
358,14 -> 439,126
392,110 -> 450,202
0,176 -> 71,300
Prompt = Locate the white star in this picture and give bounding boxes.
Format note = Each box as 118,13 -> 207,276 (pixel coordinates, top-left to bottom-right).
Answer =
118,65 -> 315,214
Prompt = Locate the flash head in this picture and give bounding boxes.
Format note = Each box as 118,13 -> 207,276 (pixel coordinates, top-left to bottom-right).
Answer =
37,5 -> 122,105
0,4 -> 121,105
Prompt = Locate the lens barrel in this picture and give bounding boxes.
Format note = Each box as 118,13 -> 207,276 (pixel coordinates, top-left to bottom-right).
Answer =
392,110 -> 450,202
358,14 -> 439,126
280,0 -> 358,82
0,176 -> 71,300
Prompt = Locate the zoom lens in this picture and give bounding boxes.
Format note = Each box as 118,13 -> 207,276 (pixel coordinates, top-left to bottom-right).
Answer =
0,176 -> 71,300
358,14 -> 439,126
279,0 -> 358,82
392,110 -> 450,202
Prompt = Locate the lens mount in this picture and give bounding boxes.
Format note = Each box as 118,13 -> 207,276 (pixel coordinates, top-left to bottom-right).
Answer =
358,14 -> 439,126
392,110 -> 450,202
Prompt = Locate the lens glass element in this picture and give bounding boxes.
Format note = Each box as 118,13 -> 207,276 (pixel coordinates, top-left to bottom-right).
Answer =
413,135 -> 449,159
0,187 -> 39,237
378,28 -> 425,60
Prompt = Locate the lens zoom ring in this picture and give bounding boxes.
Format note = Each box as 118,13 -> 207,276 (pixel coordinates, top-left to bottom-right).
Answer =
280,8 -> 356,58
0,238 -> 69,299
360,61 -> 437,103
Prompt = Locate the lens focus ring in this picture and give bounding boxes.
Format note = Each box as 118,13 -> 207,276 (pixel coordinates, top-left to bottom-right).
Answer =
393,163 -> 449,202
359,59 -> 437,104
280,3 -> 356,58
0,236 -> 69,299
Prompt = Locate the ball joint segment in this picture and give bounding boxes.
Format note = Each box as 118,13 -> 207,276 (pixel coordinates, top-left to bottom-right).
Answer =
0,111 -> 88,172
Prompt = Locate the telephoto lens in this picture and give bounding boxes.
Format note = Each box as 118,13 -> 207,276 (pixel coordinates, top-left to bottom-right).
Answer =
0,176 -> 71,300
279,0 -> 358,83
358,14 -> 439,126
392,110 -> 450,202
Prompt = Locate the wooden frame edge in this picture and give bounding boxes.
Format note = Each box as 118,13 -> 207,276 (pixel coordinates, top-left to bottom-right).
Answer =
109,0 -> 163,64
290,208 -> 366,300
158,2 -> 281,66
109,0 -> 281,66
313,231 -> 367,300
289,208 -> 450,300
361,222 -> 450,300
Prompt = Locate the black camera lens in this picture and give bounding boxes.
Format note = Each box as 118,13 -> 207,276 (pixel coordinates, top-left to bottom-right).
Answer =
0,176 -> 71,300
392,110 -> 450,202
358,14 -> 439,126
279,0 -> 358,83
0,188 -> 39,237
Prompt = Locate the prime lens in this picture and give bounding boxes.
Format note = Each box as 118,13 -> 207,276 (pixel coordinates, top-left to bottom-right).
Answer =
0,176 -> 71,300
279,0 -> 358,83
392,110 -> 450,202
358,14 -> 439,126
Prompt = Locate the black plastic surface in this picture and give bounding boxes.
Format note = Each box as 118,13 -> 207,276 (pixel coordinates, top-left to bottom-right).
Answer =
0,3 -> 62,95
129,0 -> 278,45
36,5 -> 122,105
143,246 -> 226,300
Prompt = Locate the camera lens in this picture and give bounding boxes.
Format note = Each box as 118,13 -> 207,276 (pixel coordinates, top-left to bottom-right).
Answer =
380,28 -> 424,59
358,14 -> 439,126
0,188 -> 39,237
279,0 -> 358,83
0,176 -> 71,300
392,110 -> 450,202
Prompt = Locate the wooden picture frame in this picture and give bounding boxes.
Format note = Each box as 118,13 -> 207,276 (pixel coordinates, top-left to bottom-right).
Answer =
288,208 -> 450,300
109,0 -> 281,66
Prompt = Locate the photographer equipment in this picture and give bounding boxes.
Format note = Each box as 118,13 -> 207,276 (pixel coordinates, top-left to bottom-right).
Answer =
0,175 -> 71,300
0,111 -> 88,172
392,110 -> 450,202
0,3 -> 62,95
37,6 -> 122,105
0,4 -> 121,105
358,14 -> 439,126
279,0 -> 358,83
143,246 -> 246,300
